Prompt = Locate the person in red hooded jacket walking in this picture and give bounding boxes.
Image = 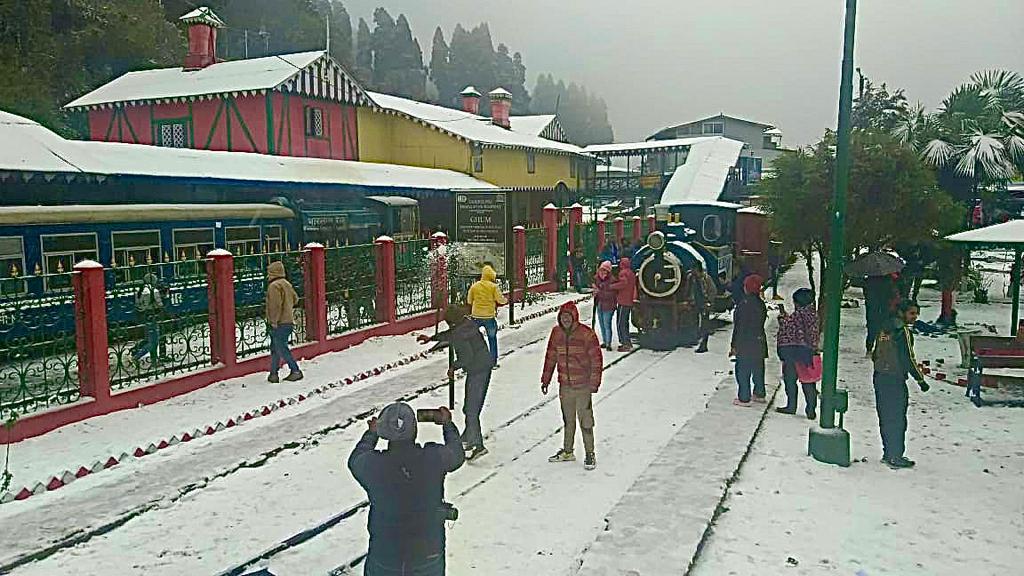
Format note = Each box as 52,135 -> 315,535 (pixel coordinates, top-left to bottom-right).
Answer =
542,302 -> 603,470
611,257 -> 637,351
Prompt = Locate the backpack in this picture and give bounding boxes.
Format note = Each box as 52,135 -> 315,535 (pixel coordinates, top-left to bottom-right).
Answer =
135,284 -> 160,312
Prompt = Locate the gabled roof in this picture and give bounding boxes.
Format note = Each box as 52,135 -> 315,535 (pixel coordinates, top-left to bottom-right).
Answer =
651,114 -> 777,139
509,115 -> 568,143
366,92 -> 588,157
65,51 -> 372,110
0,110 -> 495,191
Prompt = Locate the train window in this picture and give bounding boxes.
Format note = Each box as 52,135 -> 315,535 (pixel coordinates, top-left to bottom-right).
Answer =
157,120 -> 189,148
305,107 -> 324,138
41,233 -> 98,291
112,230 -> 161,268
173,228 -> 214,277
526,151 -> 536,174
0,236 -> 26,295
472,144 -> 484,172
226,226 -> 262,256
702,215 -> 723,242
263,225 -> 284,253
702,121 -> 724,135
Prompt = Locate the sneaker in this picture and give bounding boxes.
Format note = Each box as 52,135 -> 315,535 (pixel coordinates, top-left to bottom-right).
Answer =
584,453 -> 596,470
548,449 -> 576,463
617,344 -> 633,352
733,398 -> 751,407
466,446 -> 489,461
284,370 -> 304,382
267,373 -> 280,383
887,456 -> 916,469
775,406 -> 797,415
752,395 -> 767,404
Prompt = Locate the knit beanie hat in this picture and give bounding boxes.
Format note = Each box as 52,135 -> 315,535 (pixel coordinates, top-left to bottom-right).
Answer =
377,402 -> 417,442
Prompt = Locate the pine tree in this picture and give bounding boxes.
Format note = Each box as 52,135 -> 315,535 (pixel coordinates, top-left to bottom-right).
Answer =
428,27 -> 450,105
354,17 -> 373,85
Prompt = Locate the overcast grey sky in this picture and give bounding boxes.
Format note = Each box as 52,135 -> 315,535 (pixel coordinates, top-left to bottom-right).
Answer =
344,0 -> 1021,146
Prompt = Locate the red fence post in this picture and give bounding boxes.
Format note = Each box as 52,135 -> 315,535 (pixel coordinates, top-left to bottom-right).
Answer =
430,232 -> 449,308
648,214 -> 657,234
205,249 -> 237,368
543,204 -> 558,284
597,219 -> 607,258
614,217 -> 625,244
303,243 -> 327,343
569,203 -> 583,250
513,226 -> 527,293
73,261 -> 110,403
375,236 -> 397,324
632,216 -> 643,243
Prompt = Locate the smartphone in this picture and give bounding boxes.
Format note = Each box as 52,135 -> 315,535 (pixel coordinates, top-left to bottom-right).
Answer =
416,408 -> 443,423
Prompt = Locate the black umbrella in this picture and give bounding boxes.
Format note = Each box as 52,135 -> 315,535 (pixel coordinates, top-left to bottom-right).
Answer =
845,251 -> 905,277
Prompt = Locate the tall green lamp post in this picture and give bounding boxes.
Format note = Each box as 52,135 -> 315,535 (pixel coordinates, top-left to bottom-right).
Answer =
808,0 -> 858,467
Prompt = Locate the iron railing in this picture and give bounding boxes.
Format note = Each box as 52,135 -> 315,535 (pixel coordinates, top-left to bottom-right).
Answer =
326,244 -> 378,335
233,251 -> 307,359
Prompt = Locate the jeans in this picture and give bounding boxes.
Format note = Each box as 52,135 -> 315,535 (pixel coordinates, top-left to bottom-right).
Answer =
473,317 -> 499,364
873,372 -> 909,459
462,369 -> 492,448
616,306 -> 632,346
131,320 -> 160,360
364,553 -> 445,576
735,357 -> 766,402
270,324 -> 300,375
597,310 -> 614,346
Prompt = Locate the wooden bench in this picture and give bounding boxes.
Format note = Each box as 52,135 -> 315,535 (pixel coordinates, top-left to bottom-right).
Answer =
967,333 -> 1024,405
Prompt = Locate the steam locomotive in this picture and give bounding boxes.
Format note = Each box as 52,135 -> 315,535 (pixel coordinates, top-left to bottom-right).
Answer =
632,201 -> 770,350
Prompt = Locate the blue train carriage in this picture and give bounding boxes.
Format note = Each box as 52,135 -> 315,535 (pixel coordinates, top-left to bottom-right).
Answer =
0,203 -> 297,343
654,200 -> 740,309
295,195 -> 421,247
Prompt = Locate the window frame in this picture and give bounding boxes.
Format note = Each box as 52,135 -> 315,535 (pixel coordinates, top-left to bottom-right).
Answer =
111,229 -> 162,268
154,118 -> 191,148
172,227 -> 215,261
702,214 -> 723,242
225,225 -> 264,256
305,106 -> 325,139
40,232 -> 99,291
472,144 -> 484,173
526,151 -> 536,174
702,121 -> 725,135
0,235 -> 27,295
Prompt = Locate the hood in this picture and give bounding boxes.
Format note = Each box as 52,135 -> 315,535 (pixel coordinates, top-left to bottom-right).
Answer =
557,301 -> 581,331
619,257 -> 632,271
597,261 -> 613,278
743,274 -> 764,295
142,273 -> 159,286
267,261 -> 286,282
480,265 -> 497,283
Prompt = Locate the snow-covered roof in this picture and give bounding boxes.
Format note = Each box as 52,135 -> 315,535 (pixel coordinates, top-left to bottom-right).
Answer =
659,137 -> 745,204
508,115 -> 556,136
179,6 -> 225,27
366,92 -> 587,157
584,137 -> 718,155
65,51 -> 371,109
945,220 -> 1024,247
738,205 -> 769,215
0,110 -> 495,191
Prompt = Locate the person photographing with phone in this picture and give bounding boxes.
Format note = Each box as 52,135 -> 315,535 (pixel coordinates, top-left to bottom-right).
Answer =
348,402 -> 465,575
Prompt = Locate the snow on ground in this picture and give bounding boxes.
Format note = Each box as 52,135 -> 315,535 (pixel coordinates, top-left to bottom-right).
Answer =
688,296 -> 1023,576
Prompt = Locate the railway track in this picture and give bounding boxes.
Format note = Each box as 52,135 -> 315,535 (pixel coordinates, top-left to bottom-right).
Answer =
214,345 -> 668,576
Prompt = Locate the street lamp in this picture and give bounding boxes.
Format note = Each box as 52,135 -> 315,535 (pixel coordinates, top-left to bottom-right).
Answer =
808,0 -> 858,467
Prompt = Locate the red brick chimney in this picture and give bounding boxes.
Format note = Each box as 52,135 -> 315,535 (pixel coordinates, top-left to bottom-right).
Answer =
461,86 -> 482,114
180,7 -> 225,70
489,87 -> 512,129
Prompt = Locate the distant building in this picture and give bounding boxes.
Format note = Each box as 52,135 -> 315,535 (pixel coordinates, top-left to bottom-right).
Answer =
649,113 -> 791,179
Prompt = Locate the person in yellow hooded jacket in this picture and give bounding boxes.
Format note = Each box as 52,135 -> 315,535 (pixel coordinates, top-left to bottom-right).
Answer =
266,261 -> 303,383
467,264 -> 507,366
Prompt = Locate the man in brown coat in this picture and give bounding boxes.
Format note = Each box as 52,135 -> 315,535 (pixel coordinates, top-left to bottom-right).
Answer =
266,261 -> 303,382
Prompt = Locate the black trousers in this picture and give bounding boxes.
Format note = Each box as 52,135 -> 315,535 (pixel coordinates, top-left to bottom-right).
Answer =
873,372 -> 909,459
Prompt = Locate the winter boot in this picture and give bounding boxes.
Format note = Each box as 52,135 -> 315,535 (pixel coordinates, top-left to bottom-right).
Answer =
548,449 -> 576,463
775,406 -> 797,415
695,336 -> 709,354
617,344 -> 633,352
584,453 -> 597,470
267,373 -> 280,384
802,383 -> 818,420
284,370 -> 304,382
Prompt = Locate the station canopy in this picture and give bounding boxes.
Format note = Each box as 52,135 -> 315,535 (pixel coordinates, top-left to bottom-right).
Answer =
945,220 -> 1024,248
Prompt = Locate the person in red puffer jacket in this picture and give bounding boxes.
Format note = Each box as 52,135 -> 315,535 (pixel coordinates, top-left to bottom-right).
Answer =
611,257 -> 637,351
593,261 -> 617,350
541,301 -> 603,470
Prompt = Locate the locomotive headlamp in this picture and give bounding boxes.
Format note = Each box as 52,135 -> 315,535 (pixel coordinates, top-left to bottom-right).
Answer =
647,231 -> 666,251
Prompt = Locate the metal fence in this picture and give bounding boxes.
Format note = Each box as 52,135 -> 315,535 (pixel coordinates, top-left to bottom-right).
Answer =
233,251 -> 307,360
395,239 -> 435,318
0,274 -> 80,420
525,227 -> 548,287
105,262 -> 212,391
326,244 -> 378,336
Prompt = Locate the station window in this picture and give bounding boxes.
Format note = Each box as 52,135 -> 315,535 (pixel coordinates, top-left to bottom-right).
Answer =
526,151 -> 536,174
112,230 -> 161,268
41,233 -> 98,290
305,107 -> 325,138
472,144 -> 484,172
702,121 -> 724,135
0,236 -> 26,295
157,120 -> 189,148
226,226 -> 262,256
702,215 -> 723,242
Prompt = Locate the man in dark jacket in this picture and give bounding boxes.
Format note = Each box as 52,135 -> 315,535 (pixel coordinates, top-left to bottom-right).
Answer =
864,274 -> 897,354
419,305 -> 494,460
871,300 -> 929,469
730,274 -> 767,405
687,260 -> 717,353
349,402 -> 465,575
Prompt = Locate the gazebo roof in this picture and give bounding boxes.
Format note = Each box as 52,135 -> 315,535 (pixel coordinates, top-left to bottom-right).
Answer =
945,220 -> 1024,248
